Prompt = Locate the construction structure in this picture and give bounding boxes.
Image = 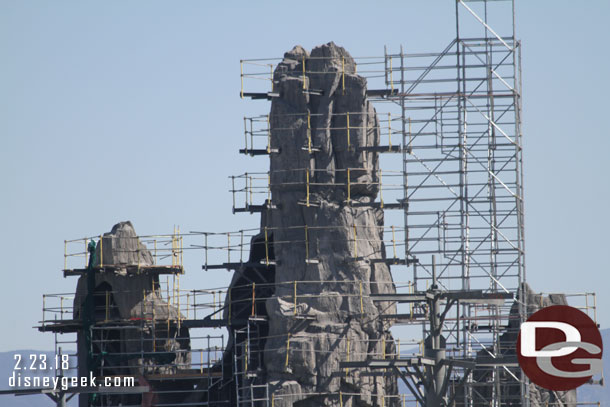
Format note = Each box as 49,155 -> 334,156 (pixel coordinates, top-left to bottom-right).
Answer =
13,1 -> 600,407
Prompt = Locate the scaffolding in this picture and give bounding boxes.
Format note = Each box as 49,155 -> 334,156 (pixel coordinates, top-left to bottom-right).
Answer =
232,1 -> 599,406
24,1 -> 601,407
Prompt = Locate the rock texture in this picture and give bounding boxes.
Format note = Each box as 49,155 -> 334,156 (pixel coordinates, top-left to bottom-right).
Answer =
262,42 -> 398,407
73,221 -> 190,407
470,283 -> 577,406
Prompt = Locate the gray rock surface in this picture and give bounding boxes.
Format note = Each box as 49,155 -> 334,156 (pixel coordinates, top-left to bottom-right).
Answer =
470,283 -> 577,406
73,222 -> 189,406
520,284 -> 577,407
263,42 -> 397,407
93,221 -> 154,268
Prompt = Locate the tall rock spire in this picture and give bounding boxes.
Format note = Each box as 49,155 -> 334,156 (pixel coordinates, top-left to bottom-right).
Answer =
263,42 -> 398,407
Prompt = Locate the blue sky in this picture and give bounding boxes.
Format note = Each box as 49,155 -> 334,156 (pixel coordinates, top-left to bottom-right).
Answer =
0,1 -> 609,352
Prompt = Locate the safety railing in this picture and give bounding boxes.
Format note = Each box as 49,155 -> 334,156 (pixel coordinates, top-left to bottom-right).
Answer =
241,111 -> 405,156
230,168 -> 404,213
239,55 -> 389,98
63,228 -> 184,271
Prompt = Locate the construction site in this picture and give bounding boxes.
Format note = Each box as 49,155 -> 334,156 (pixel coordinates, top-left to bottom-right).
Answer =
22,1 -> 602,406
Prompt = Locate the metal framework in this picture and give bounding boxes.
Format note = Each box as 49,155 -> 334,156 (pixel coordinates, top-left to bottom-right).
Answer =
235,1 -> 527,405
8,2 -> 599,407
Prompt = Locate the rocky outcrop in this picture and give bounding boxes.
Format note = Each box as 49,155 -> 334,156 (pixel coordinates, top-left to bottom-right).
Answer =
73,221 -> 190,407
470,283 -> 577,406
262,42 -> 398,407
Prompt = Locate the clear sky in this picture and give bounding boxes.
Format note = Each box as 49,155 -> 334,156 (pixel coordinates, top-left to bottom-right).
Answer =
1,1 -> 608,352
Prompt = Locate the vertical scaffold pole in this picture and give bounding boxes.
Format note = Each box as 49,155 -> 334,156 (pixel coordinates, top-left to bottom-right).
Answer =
342,57 -> 346,94
243,117 -> 248,154
347,112 -> 351,149
267,114 -> 271,154
270,64 -> 274,92
359,281 -> 364,314
345,336 -> 350,378
251,282 -> 256,317
293,280 -> 298,316
392,226 -> 397,259
307,112 -> 312,153
228,288 -> 232,325
347,168 -> 351,204
240,60 -> 244,99
304,225 -> 309,262
379,169 -> 384,209
306,170 -> 311,207
302,56 -> 306,89
389,56 -> 394,92
285,333 -> 291,368
264,226 -> 270,265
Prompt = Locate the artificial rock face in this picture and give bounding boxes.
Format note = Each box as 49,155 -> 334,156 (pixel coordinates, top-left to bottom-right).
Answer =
73,221 -> 190,407
263,42 -> 398,407
470,283 -> 577,407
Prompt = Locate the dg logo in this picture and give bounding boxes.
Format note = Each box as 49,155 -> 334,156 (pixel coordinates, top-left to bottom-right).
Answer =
517,305 -> 603,391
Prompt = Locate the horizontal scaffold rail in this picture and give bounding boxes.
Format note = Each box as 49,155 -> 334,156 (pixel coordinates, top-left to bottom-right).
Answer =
240,111 -> 406,157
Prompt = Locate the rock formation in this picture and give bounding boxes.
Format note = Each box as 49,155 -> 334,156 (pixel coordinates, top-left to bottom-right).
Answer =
73,221 -> 190,407
260,42 -> 398,407
469,283 -> 577,406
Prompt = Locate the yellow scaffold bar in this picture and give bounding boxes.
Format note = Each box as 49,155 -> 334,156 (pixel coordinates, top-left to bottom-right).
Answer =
340,392 -> 343,407
346,112 -> 351,149
389,57 -> 394,92
352,224 -> 357,256
347,168 -> 351,204
302,56 -> 306,89
342,57 -> 345,94
240,60 -> 244,99
245,339 -> 249,372
307,112 -> 312,153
